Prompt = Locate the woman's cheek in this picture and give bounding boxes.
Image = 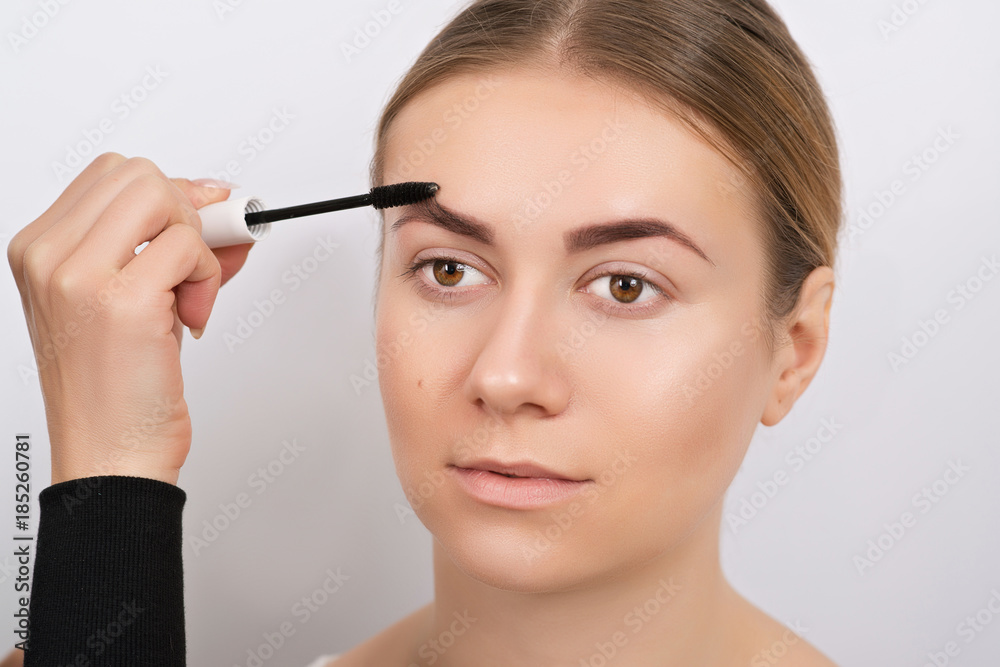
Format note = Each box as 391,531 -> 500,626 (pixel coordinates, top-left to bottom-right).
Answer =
589,316 -> 756,518
377,297 -> 471,497
376,298 -> 431,450
661,321 -> 765,500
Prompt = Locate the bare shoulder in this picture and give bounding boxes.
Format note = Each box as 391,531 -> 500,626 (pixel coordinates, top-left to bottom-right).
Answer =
328,602 -> 432,667
727,587 -> 839,667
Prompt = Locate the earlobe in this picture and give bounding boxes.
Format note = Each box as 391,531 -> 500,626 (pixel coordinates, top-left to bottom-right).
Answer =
761,366 -> 797,427
760,267 -> 835,427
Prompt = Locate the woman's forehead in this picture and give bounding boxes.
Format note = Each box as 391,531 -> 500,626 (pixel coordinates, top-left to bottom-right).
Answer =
381,69 -> 760,268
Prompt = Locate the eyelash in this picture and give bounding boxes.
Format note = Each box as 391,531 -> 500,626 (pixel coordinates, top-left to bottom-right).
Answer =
398,254 -> 672,317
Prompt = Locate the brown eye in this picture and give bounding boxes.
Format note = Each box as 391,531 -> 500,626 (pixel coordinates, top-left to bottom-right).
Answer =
585,270 -> 665,310
402,256 -> 489,292
609,275 -> 643,303
432,259 -> 468,287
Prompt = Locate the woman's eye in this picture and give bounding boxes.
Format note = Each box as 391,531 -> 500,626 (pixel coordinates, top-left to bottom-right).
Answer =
584,272 -> 664,305
404,257 -> 489,289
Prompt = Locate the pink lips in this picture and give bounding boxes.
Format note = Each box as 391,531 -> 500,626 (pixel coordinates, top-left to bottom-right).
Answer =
447,460 -> 592,510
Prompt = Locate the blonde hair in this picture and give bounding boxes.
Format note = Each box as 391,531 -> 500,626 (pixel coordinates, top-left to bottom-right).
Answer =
370,0 -> 842,355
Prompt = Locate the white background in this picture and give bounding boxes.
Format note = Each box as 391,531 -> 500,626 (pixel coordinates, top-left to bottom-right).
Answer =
1,1 -> 998,665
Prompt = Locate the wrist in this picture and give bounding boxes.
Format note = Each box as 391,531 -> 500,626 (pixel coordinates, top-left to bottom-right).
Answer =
51,461 -> 180,487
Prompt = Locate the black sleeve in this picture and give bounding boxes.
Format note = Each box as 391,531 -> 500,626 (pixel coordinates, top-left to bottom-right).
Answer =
23,475 -> 187,666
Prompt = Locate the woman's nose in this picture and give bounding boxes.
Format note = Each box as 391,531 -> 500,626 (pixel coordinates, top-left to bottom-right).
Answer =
462,286 -> 572,420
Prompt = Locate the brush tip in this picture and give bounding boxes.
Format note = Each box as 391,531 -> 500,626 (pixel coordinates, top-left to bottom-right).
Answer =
370,182 -> 440,210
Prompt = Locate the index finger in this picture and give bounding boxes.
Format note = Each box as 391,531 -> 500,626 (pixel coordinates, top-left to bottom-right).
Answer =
170,178 -> 234,210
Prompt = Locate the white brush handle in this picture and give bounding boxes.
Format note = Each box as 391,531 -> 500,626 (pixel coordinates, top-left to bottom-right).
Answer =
197,196 -> 272,248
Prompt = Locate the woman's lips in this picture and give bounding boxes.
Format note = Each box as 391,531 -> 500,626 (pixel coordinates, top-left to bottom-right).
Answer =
447,463 -> 592,510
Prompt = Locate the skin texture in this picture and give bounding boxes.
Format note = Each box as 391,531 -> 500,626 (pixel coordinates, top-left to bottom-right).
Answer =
341,68 -> 838,665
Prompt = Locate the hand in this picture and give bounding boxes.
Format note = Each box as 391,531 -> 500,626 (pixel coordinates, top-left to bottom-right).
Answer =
7,153 -> 254,486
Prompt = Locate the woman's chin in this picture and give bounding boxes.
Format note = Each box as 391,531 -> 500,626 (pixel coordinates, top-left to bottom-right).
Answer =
426,515 -> 623,594
445,544 -> 590,593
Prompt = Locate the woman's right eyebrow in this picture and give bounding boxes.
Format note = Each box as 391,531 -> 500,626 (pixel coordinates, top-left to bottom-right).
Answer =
391,199 -> 494,245
390,199 -> 715,267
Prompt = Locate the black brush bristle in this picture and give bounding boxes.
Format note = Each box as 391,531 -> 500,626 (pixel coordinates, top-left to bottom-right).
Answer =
370,182 -> 440,210
243,182 -> 442,227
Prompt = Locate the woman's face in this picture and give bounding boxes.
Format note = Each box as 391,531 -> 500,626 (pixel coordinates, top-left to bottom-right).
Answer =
374,68 -> 781,592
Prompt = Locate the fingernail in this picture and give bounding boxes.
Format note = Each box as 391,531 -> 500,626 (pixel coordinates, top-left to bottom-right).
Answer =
190,327 -> 205,340
192,178 -> 241,190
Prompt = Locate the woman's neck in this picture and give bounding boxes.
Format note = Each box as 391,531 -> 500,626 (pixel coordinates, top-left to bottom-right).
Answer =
418,503 -> 740,666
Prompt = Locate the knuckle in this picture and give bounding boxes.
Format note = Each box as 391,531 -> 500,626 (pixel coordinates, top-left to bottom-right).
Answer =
122,156 -> 163,178
21,242 -> 57,285
7,231 -> 27,276
92,152 -> 127,172
122,173 -> 176,212
130,170 -> 168,192
49,264 -> 89,300
163,182 -> 200,227
172,220 -> 206,246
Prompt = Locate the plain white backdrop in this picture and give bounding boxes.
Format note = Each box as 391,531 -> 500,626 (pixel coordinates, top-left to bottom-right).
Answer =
1,1 -> 998,665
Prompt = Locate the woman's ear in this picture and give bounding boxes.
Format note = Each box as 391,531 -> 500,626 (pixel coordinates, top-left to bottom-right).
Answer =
760,266 -> 835,427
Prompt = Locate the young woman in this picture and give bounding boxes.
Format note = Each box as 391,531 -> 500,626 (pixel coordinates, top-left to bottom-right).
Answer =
8,0 -> 841,664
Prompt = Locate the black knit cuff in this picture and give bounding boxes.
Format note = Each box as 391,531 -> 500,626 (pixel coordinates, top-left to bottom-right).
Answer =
24,475 -> 187,666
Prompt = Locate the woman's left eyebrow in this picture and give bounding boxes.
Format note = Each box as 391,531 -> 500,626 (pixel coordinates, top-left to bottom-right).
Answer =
390,199 -> 716,267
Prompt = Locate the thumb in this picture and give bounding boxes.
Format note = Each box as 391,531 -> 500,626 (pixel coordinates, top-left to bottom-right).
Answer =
168,177 -> 238,331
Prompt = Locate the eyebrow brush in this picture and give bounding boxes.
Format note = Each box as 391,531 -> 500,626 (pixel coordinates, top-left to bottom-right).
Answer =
197,182 -> 440,248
